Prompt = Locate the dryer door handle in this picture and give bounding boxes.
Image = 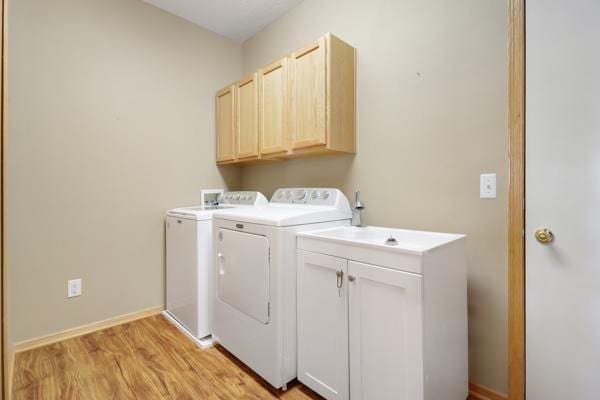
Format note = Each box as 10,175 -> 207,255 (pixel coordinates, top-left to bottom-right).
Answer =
217,253 -> 225,276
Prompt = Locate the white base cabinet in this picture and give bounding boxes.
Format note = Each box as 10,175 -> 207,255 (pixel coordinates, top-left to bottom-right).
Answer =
297,251 -> 349,400
348,260 -> 424,400
297,229 -> 467,400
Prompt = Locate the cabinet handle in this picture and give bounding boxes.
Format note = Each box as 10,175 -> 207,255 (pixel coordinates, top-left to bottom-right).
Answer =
348,275 -> 356,282
336,270 -> 343,289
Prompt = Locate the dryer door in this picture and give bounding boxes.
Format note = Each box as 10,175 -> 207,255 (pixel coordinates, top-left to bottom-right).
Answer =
216,228 -> 270,324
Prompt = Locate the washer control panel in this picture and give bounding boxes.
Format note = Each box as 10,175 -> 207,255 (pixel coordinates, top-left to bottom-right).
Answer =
271,188 -> 338,206
219,191 -> 268,206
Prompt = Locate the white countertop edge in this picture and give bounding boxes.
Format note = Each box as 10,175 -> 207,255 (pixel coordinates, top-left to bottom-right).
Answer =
297,226 -> 466,256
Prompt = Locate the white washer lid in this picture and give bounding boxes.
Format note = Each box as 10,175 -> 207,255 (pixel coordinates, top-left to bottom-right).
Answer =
167,205 -> 235,221
166,191 -> 268,221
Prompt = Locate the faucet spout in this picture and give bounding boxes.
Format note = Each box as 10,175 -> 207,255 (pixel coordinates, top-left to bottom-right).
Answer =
352,190 -> 365,227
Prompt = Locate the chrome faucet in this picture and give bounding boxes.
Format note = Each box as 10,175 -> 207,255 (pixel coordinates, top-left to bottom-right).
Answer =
352,190 -> 365,227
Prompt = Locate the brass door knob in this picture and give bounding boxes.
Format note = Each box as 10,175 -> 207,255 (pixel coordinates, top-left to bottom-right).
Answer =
535,228 -> 554,244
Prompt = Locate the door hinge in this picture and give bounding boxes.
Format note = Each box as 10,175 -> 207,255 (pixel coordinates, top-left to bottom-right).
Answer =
268,249 -> 271,263
268,302 -> 270,317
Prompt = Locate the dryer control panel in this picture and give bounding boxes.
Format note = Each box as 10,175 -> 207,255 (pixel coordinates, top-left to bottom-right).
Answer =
271,188 -> 344,207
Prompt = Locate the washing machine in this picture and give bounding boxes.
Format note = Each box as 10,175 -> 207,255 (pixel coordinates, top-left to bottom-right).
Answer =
212,188 -> 351,388
165,191 -> 267,342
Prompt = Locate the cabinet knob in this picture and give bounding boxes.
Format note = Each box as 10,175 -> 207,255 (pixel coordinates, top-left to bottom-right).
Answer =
348,275 -> 356,282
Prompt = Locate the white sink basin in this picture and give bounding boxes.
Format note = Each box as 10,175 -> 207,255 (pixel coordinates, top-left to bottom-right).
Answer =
299,225 -> 465,255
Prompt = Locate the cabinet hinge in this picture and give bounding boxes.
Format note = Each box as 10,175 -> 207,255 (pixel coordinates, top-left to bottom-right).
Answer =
268,302 -> 271,317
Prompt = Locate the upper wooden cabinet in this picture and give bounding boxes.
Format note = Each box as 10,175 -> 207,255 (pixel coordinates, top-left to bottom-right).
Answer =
216,33 -> 356,166
289,37 -> 327,150
259,58 -> 288,157
322,33 -> 356,155
216,85 -> 235,163
235,73 -> 259,161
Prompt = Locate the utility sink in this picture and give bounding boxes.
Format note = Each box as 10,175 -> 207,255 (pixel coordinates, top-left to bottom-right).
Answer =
297,225 -> 466,274
299,225 -> 465,254
296,227 -> 468,398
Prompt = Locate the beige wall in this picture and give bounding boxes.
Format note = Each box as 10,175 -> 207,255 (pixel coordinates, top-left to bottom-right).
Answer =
6,0 -> 509,394
240,0 -> 508,393
6,0 -> 241,346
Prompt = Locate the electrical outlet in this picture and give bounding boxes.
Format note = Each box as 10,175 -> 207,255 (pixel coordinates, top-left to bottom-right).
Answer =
480,173 -> 497,199
68,278 -> 82,298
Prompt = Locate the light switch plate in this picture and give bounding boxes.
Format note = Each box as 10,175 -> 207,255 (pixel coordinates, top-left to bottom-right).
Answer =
480,174 -> 497,198
68,278 -> 82,298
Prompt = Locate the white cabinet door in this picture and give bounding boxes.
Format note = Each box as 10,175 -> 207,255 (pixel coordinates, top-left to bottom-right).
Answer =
297,250 -> 349,400
348,261 -> 424,400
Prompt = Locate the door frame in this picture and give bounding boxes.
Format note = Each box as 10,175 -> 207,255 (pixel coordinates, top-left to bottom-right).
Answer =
508,0 -> 525,399
1,0 -> 6,397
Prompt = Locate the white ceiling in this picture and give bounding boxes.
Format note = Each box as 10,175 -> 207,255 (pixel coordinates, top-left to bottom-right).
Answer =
144,0 -> 303,43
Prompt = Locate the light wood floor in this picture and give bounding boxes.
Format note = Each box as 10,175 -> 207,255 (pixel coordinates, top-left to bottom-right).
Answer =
12,315 -> 322,399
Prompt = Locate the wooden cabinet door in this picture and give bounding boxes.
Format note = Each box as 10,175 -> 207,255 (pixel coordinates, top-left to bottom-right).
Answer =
259,58 -> 288,156
235,74 -> 259,160
216,85 -> 235,162
297,250 -> 349,400
348,261 -> 424,400
289,37 -> 327,150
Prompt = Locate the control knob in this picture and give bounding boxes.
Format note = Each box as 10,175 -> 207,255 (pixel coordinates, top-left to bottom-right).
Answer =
296,190 -> 307,200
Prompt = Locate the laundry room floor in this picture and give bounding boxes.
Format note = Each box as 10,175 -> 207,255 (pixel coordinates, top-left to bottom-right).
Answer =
12,315 -> 322,399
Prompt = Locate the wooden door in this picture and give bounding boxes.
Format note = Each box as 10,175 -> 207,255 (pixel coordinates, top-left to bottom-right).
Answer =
289,37 -> 326,150
297,250 -> 349,400
259,58 -> 288,156
525,2 -> 600,399
348,261 -> 423,400
235,74 -> 259,160
216,85 -> 235,163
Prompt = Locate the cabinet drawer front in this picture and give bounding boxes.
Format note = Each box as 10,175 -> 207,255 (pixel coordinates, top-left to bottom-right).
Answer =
297,250 -> 349,400
236,74 -> 259,159
289,37 -> 327,150
216,86 -> 235,162
259,59 -> 287,155
348,261 -> 424,400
